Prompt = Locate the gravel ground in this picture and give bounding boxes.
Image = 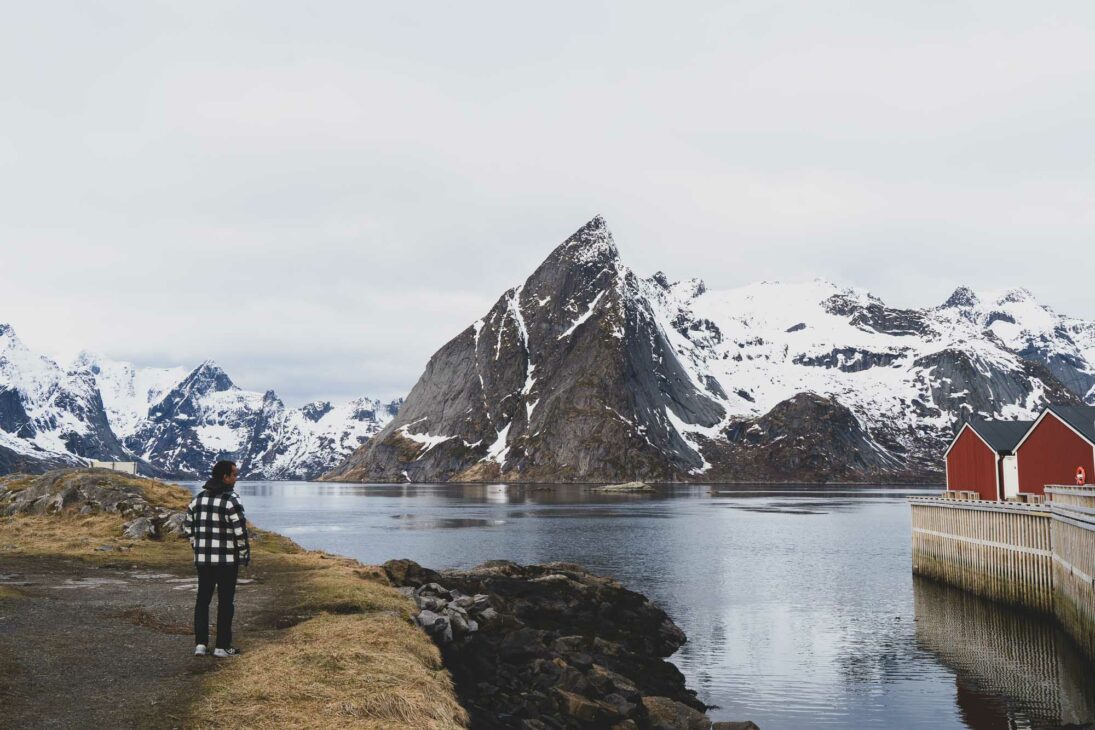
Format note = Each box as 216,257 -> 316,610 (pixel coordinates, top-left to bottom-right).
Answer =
0,554 -> 273,729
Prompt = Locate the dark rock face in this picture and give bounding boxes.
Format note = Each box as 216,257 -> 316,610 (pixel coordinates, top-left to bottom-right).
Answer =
793,347 -> 907,373
912,349 -> 1080,426
45,370 -> 132,462
0,387 -> 34,436
823,294 -> 931,337
327,216 -> 725,483
707,393 -> 912,481
1018,338 -> 1095,403
0,444 -> 69,476
384,559 -> 712,730
299,400 -> 333,422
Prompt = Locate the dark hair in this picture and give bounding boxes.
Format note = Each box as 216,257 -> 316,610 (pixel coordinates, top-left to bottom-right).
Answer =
211,460 -> 237,481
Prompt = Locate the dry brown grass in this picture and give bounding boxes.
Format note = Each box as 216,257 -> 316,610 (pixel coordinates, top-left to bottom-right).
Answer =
0,513 -> 192,567
0,471 -> 468,729
182,613 -> 467,729
0,475 -> 36,493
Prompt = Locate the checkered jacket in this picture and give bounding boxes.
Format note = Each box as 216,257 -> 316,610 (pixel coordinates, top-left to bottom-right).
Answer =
183,482 -> 250,566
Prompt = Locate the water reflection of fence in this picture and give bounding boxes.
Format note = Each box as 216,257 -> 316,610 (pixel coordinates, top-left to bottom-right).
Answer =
913,577 -> 1095,729
910,487 -> 1095,660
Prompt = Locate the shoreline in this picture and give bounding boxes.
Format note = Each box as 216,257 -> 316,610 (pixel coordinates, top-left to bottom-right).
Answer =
1,468 -> 757,729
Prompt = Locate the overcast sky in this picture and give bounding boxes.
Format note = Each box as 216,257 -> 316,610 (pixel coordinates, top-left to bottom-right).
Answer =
3,2 -> 1095,405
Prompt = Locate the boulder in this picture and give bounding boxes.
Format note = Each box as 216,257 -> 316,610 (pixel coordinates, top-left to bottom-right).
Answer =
382,558 -> 441,588
160,512 -> 188,536
554,689 -> 621,724
641,696 -> 711,730
712,723 -> 760,730
592,481 -> 655,492
122,517 -> 157,540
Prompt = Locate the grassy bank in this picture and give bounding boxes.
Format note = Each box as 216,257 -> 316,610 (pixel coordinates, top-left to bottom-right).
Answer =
0,470 -> 468,730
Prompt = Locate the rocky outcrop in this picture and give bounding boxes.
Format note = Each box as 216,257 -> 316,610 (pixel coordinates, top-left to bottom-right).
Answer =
326,216 -> 725,483
384,559 -> 755,730
0,469 -> 186,539
703,393 -> 911,481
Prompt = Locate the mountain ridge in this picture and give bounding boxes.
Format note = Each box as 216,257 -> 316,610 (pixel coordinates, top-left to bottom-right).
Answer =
0,330 -> 399,479
324,216 -> 1091,483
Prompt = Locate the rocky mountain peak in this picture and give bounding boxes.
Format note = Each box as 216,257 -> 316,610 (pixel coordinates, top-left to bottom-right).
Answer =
941,286 -> 980,309
996,287 -> 1035,305
186,360 -> 235,393
0,323 -> 24,353
301,400 -> 333,422
548,215 -> 619,269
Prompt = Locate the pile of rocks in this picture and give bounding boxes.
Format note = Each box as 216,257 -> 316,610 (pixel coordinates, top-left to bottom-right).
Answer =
383,559 -> 758,730
410,582 -> 495,643
0,469 -> 187,540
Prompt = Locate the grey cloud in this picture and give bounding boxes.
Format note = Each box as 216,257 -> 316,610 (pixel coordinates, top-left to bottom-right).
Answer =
2,1 -> 1094,406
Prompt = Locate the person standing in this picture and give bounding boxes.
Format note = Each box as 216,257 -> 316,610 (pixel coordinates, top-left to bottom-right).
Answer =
183,460 -> 250,657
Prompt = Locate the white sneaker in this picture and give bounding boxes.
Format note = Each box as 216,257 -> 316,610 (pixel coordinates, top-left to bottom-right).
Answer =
213,647 -> 241,658
194,644 -> 207,656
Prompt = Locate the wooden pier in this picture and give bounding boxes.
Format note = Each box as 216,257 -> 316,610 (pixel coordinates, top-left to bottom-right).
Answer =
910,486 -> 1095,659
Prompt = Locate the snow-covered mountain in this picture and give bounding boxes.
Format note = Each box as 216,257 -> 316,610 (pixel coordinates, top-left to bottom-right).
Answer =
123,359 -> 401,479
0,328 -> 399,479
0,325 -> 132,472
325,216 -> 1090,483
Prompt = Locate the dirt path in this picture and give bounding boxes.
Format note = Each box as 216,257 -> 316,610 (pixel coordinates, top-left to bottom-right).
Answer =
0,554 -> 275,729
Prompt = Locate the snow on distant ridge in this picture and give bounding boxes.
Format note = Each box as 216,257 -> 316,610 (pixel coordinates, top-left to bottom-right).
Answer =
0,324 -> 398,478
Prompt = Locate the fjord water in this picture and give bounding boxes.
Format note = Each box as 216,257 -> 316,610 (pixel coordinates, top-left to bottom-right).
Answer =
187,482 -> 1095,729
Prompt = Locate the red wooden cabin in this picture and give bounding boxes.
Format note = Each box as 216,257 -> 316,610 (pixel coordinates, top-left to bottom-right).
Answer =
944,419 -> 1032,500
1014,405 -> 1095,495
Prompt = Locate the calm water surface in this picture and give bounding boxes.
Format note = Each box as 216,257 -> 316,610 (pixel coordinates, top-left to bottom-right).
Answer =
184,481 -> 1095,730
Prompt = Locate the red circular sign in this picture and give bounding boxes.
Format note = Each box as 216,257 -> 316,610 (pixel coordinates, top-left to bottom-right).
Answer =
1078,466 -> 1087,486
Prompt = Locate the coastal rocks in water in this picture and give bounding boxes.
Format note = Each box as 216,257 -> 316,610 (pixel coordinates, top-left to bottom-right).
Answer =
0,469 -> 185,540
641,696 -> 711,729
592,481 -> 655,493
384,559 -> 756,729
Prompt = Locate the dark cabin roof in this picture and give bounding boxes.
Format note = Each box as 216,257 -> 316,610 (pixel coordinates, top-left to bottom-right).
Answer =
966,419 -> 1034,454
1046,405 -> 1095,445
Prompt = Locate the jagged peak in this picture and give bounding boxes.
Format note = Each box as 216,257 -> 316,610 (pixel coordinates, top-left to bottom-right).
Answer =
995,287 -> 1036,305
0,323 -> 24,350
556,215 -> 619,267
941,286 -> 980,309
300,400 -> 334,422
181,360 -> 235,392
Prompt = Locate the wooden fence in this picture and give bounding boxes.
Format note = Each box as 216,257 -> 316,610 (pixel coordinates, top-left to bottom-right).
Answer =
910,486 -> 1095,659
1047,488 -> 1095,660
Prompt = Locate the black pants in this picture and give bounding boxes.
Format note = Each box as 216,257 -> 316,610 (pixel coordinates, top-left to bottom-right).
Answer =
194,564 -> 239,649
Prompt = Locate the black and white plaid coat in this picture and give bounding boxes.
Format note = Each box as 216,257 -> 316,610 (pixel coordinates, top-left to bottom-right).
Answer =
183,481 -> 250,566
